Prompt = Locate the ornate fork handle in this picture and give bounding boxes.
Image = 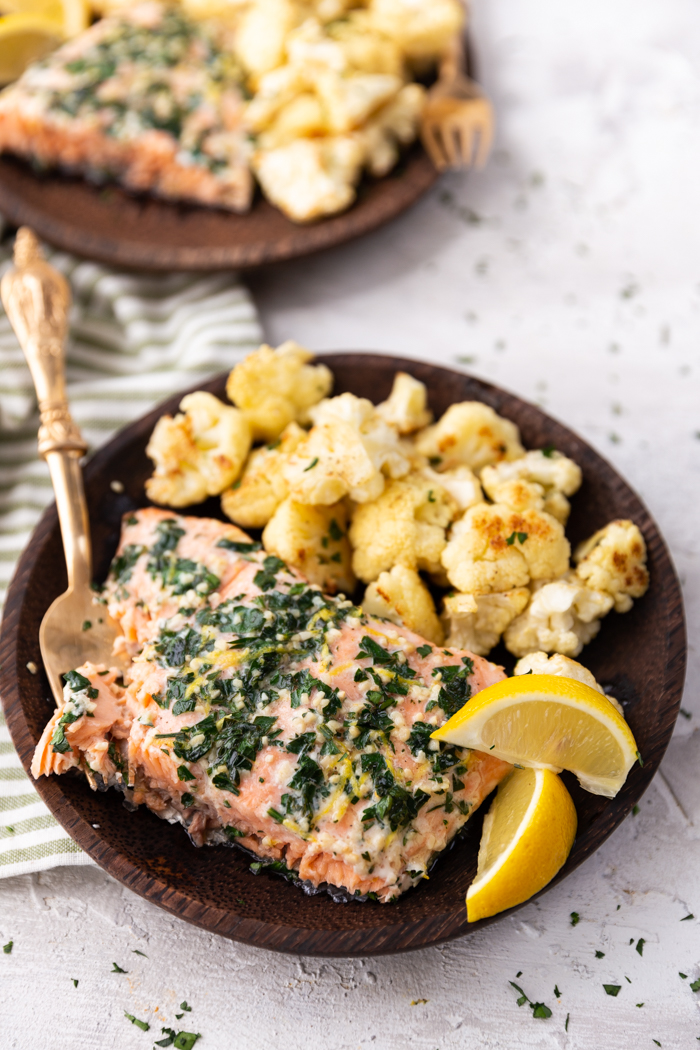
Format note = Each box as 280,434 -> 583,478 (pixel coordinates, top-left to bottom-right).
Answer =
1,228 -> 92,591
1,228 -> 87,459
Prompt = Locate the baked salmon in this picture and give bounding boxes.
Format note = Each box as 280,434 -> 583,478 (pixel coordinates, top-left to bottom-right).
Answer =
0,3 -> 253,212
32,507 -> 511,902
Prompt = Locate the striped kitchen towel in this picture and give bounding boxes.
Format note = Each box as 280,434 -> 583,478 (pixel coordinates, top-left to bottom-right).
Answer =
0,232 -> 263,878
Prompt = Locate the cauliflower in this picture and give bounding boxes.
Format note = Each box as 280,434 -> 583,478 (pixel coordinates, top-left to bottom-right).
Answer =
226,341 -> 332,443
234,0 -> 300,80
284,393 -> 411,505
420,464 -> 483,512
326,10 -> 403,76
441,588 -> 530,656
252,136 -> 365,222
368,0 -> 464,65
145,391 -> 251,508
481,450 -> 582,525
441,502 -> 571,595
363,565 -> 443,645
262,497 -> 354,594
376,371 -> 432,434
504,572 -> 614,658
414,402 -> 525,474
349,473 -> 457,582
312,69 -> 403,134
221,421 -> 305,528
356,83 -> 426,176
574,520 -> 649,613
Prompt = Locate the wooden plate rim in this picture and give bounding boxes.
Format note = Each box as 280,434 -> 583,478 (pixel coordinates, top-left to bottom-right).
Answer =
0,353 -> 687,956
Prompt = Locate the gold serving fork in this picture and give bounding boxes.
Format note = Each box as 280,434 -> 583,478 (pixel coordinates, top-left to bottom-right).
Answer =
420,33 -> 495,172
1,228 -> 126,706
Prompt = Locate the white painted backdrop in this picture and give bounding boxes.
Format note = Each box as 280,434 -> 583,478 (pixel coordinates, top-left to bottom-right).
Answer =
3,0 -> 700,1045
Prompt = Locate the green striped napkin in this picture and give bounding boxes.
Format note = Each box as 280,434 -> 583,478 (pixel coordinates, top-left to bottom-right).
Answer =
0,232 -> 262,877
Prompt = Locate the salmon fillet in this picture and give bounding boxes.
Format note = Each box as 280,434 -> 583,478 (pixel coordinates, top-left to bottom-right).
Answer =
0,3 -> 253,212
32,507 -> 511,902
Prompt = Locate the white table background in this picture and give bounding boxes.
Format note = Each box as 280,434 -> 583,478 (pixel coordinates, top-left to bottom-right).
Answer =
2,0 -> 700,1045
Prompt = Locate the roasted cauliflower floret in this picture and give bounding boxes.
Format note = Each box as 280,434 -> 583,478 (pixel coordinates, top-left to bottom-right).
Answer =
349,473 -> 457,582
253,136 -> 365,223
414,402 -> 525,474
145,391 -> 251,508
574,519 -> 649,613
376,371 -> 432,434
262,497 -> 354,594
481,449 -> 582,525
221,422 -> 305,528
441,502 -> 571,595
368,0 -> 464,65
420,464 -> 483,512
504,572 -> 614,658
226,341 -> 332,442
441,588 -> 530,657
363,565 -> 443,645
284,393 -> 411,505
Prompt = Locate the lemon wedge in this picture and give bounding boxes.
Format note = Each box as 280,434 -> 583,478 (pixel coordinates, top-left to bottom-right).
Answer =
467,766 -> 577,922
432,674 -> 639,798
0,13 -> 63,83
0,0 -> 87,32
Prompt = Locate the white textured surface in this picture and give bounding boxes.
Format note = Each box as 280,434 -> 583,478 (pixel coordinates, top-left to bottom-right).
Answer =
2,0 -> 700,1044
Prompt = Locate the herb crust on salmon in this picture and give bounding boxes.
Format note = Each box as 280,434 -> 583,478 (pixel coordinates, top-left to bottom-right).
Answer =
32,507 -> 511,902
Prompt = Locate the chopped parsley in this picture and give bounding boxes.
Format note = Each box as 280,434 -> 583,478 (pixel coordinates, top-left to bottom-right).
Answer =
506,531 -> 528,545
541,443 -> 556,457
180,793 -> 195,808
509,981 -> 552,1019
124,1012 -> 150,1031
303,457 -> 319,471
416,644 -> 433,658
635,938 -> 645,956
603,984 -> 621,997
177,765 -> 196,782
570,911 -> 580,926
3,941 -> 12,954
595,950 -> 605,959
216,538 -> 262,554
429,657 -> 474,718
690,978 -> 700,993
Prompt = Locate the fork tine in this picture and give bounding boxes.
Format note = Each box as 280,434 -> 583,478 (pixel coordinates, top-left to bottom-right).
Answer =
474,109 -> 494,169
421,121 -> 449,171
455,117 -> 475,169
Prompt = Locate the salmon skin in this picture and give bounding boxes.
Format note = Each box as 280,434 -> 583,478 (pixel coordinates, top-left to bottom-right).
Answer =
0,3 -> 252,212
32,507 -> 511,902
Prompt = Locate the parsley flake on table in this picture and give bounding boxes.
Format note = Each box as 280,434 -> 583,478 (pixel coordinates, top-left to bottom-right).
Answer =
3,940 -> 12,954
132,949 -> 147,957
681,914 -> 694,921
570,912 -> 580,926
180,1002 -> 192,1012
565,1013 -> 570,1031
111,962 -> 127,973
636,1003 -> 644,1008
72,979 -> 78,987
603,984 -> 621,997
653,1041 -> 661,1046
410,999 -> 429,1005
636,938 -> 645,956
124,1011 -> 150,1031
554,985 -> 561,997
509,982 -> 552,1019
595,951 -> 605,959
632,805 -> 640,815
690,978 -> 700,993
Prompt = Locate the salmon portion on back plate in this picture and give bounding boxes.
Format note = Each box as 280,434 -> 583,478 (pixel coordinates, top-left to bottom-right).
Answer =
0,3 -> 253,211
32,508 -> 511,902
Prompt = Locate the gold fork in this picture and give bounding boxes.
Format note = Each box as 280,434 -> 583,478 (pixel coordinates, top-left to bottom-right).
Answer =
420,33 -> 495,172
1,228 -> 126,706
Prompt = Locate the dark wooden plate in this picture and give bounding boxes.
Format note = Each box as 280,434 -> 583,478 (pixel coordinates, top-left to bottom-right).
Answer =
0,145 -> 437,271
0,354 -> 687,956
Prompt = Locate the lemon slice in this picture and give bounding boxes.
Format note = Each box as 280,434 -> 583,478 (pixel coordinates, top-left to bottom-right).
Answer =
467,766 -> 577,922
432,674 -> 639,798
0,13 -> 64,83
